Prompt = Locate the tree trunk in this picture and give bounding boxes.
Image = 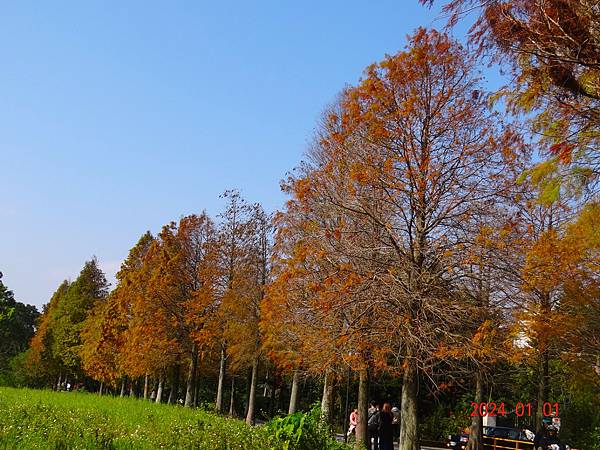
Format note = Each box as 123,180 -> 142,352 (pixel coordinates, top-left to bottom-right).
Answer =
129,380 -> 135,397
185,345 -> 199,407
536,350 -> 549,432
288,369 -> 300,415
268,375 -> 276,417
56,373 -> 62,391
269,372 -> 280,417
99,381 -> 104,395
244,367 -> 253,417
399,359 -> 419,450
263,368 -> 269,397
245,357 -> 259,425
216,347 -> 226,412
467,369 -> 484,450
120,377 -> 126,398
320,371 -> 334,427
193,376 -> 199,407
143,373 -> 149,399
229,375 -> 236,416
168,365 -> 180,404
356,368 -> 369,449
156,377 -> 164,404
274,386 -> 281,415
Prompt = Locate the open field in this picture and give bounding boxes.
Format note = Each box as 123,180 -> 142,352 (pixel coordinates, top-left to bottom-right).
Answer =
0,387 -> 284,449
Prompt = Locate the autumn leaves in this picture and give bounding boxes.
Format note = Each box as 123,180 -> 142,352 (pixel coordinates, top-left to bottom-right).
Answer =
266,27 -> 598,449
266,29 -> 524,449
29,193 -> 273,422
23,17 -> 600,450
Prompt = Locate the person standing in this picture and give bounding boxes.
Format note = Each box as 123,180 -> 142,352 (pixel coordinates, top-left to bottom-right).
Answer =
347,408 -> 358,437
534,426 -> 564,450
368,401 -> 380,450
378,403 -> 394,450
391,405 -> 400,440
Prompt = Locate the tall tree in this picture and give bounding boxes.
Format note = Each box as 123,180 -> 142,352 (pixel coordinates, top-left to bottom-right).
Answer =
222,201 -> 273,425
132,214 -> 220,407
51,258 -> 109,381
0,272 -> 39,375
275,28 -> 519,450
28,280 -> 70,386
214,190 -> 251,412
80,232 -> 154,388
556,201 -> 600,381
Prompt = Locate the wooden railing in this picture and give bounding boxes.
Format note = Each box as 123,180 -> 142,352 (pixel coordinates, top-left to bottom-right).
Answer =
483,436 -> 534,450
483,437 -> 580,450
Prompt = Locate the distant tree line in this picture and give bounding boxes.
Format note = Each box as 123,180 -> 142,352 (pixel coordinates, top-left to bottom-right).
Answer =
0,272 -> 39,385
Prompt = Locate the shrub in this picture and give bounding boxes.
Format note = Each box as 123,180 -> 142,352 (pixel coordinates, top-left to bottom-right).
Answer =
265,405 -> 351,450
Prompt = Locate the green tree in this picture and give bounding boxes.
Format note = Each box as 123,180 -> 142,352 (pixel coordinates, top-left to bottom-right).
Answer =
0,272 -> 39,377
51,258 -> 109,379
28,280 -> 70,386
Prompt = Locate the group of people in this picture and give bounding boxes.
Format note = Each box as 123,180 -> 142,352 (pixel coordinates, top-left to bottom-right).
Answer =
347,401 -> 400,450
533,425 -> 565,450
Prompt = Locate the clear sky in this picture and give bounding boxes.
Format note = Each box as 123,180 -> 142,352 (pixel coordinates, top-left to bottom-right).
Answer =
1,1 -> 487,310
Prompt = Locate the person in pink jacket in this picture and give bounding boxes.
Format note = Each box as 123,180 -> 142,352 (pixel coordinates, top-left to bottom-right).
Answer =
347,408 -> 359,437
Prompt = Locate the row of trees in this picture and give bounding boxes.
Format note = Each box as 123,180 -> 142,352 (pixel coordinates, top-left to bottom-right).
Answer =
27,191 -> 274,424
264,28 -> 599,449
16,3 -> 600,448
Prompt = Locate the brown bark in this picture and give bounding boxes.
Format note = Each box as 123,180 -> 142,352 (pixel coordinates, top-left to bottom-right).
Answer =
355,368 -> 369,449
536,292 -> 551,433
168,365 -> 180,404
268,373 -> 276,416
185,345 -> 199,407
193,376 -> 199,407
536,350 -> 549,432
320,371 -> 334,427
274,386 -> 281,415
467,369 -> 484,450
263,368 -> 269,396
143,373 -> 149,399
399,359 -> 419,450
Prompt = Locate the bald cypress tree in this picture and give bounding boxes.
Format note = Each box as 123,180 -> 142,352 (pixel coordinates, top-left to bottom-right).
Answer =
51,258 -> 109,380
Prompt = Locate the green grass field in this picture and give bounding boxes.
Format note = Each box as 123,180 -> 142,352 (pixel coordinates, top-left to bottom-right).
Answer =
0,387 -> 284,449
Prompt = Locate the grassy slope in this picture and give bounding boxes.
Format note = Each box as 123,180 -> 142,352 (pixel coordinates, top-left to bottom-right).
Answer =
0,387 -> 281,449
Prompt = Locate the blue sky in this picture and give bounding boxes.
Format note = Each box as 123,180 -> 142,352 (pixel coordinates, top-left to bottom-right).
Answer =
1,1 -> 491,309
